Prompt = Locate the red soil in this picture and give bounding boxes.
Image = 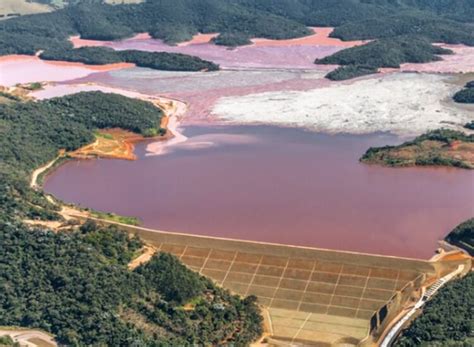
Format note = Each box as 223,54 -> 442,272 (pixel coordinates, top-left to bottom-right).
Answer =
178,33 -> 219,46
251,27 -> 367,47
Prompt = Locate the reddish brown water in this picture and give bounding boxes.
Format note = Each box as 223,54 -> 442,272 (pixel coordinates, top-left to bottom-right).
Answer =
44,125 -> 474,259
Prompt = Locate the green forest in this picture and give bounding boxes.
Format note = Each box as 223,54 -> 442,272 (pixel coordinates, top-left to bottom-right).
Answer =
396,271 -> 474,346
445,219 -> 474,256
0,0 -> 473,78
453,81 -> 474,104
40,47 -> 219,71
316,36 -> 453,79
325,64 -> 377,81
0,92 -> 262,345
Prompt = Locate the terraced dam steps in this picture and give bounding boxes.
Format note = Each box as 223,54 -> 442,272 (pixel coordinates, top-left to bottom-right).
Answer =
73,215 -> 472,346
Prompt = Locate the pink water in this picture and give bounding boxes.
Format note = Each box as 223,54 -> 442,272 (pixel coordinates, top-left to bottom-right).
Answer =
44,126 -> 474,259
0,55 -> 132,86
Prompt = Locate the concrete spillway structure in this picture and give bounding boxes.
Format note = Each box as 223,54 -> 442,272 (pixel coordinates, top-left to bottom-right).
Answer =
93,220 -> 472,346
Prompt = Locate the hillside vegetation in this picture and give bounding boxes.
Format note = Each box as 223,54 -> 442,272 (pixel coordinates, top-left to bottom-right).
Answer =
0,0 -> 473,77
445,218 -> 474,256
396,271 -> 474,346
0,92 -> 262,345
453,81 -> 474,104
0,221 -> 262,345
361,129 -> 474,169
316,35 -> 453,80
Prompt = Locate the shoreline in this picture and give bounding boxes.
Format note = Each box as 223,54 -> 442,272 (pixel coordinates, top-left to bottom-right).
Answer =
30,82 -> 189,162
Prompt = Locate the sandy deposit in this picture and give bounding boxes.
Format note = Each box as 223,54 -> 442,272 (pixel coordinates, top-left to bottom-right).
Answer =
212,73 -> 474,136
0,55 -> 132,86
72,68 -> 331,121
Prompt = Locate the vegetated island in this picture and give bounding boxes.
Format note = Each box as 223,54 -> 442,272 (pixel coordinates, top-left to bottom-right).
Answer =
1,1 -> 474,77
465,121 -> 474,130
453,80 -> 474,104
360,129 -> 474,169
0,91 -> 263,346
316,36 -> 453,80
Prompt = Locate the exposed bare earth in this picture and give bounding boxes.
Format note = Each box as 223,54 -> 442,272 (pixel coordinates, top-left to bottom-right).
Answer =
70,128 -> 149,161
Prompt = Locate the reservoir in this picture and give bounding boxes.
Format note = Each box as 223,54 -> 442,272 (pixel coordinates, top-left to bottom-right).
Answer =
44,125 -> 474,259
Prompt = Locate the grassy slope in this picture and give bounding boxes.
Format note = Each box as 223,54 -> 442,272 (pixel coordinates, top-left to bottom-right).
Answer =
0,0 -> 51,19
445,218 -> 474,256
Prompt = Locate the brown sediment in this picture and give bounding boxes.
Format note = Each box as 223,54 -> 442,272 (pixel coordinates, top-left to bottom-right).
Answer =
23,219 -> 64,229
251,27 -> 367,47
47,60 -> 135,71
177,33 -> 219,46
69,128 -> 171,161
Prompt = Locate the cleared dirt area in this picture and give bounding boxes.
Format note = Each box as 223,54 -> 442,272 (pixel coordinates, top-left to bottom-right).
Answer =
128,245 -> 157,269
70,128 -> 149,161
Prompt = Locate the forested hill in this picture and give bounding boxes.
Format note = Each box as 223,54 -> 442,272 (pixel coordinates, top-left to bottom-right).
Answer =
1,1 -> 473,77
0,92 -> 263,345
396,271 -> 474,346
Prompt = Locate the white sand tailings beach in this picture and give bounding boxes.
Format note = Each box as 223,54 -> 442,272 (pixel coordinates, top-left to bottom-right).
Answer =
212,73 -> 473,136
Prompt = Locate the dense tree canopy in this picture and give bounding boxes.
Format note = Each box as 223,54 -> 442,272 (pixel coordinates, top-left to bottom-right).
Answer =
445,218 -> 474,256
0,221 -> 262,346
396,272 -> 474,346
453,81 -> 474,104
315,35 -> 453,79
